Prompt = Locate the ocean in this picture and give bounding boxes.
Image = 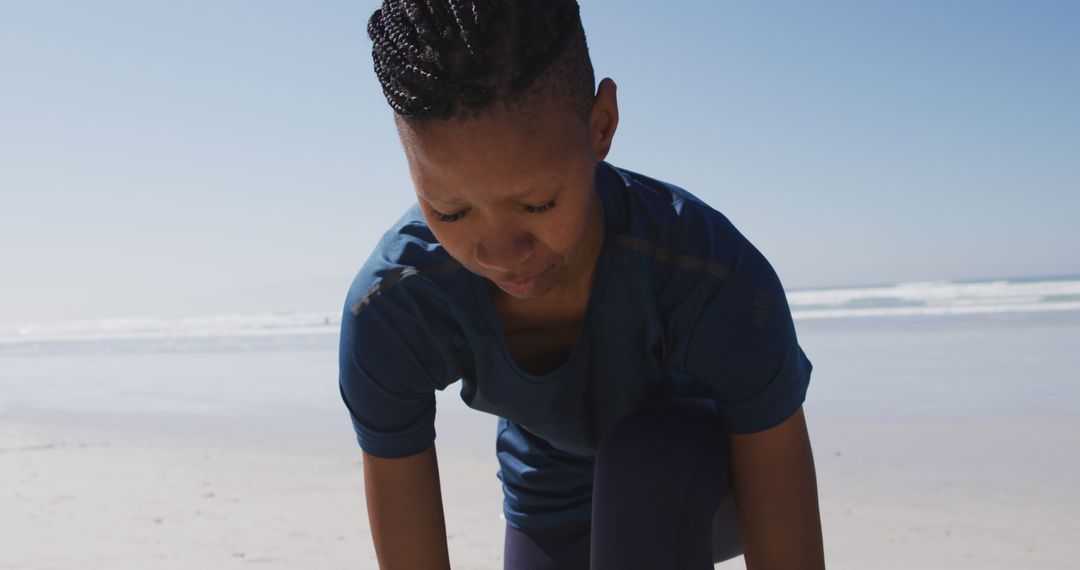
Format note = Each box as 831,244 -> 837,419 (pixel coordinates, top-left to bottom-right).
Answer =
3,273 -> 1078,453
3,274 -> 1079,422
4,273 -> 1080,350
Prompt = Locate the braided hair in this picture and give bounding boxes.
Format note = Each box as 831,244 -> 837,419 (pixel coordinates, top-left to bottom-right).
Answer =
367,0 -> 595,121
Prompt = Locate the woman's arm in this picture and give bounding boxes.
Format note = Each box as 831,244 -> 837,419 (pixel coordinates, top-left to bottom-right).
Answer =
729,406 -> 826,570
362,444 -> 451,570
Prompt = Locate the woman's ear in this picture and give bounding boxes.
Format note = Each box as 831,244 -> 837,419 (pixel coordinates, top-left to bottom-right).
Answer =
590,77 -> 620,162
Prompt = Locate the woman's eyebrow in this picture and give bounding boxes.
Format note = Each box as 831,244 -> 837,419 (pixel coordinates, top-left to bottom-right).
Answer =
417,183 -> 558,204
507,185 -> 557,200
415,190 -> 467,205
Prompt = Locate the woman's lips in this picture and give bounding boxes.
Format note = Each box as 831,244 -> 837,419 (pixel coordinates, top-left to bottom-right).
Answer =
494,267 -> 548,296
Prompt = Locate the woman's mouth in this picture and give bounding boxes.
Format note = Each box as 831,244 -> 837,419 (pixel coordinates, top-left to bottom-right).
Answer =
494,267 -> 548,297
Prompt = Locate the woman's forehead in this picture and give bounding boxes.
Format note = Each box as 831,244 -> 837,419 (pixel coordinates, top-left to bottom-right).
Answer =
398,111 -> 589,199
412,167 -> 565,205
400,104 -> 579,152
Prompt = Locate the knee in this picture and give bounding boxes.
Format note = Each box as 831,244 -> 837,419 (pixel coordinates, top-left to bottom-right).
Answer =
595,398 -> 731,484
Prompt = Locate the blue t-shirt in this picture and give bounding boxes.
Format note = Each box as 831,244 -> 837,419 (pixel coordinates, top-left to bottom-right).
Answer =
338,161 -> 813,529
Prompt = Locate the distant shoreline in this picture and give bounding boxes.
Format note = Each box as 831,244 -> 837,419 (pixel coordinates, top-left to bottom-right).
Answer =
3,275 -> 1080,351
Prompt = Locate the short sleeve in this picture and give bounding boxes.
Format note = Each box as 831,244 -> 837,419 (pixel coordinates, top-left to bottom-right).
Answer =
685,241 -> 813,435
338,277 -> 456,458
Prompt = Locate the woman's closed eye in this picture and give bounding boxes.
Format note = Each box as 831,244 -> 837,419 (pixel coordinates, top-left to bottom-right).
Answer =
523,199 -> 557,214
429,207 -> 468,223
428,199 -> 557,224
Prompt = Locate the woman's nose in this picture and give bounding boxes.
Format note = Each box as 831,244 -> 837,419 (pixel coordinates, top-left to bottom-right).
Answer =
475,224 -> 533,272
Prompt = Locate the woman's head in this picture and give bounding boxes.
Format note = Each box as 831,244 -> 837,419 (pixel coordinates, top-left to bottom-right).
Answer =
367,1 -> 619,300
367,0 -> 594,120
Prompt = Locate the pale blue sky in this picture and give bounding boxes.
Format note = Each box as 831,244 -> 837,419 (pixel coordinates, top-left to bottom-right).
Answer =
2,0 -> 1077,324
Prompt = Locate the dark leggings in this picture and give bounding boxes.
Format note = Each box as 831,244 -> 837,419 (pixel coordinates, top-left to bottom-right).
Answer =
503,398 -> 743,569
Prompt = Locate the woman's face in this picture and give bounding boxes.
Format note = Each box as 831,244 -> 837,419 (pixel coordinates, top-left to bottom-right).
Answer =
395,80 -> 619,301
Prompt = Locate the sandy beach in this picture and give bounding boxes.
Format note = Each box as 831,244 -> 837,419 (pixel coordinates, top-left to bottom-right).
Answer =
1,401 -> 507,570
3,312 -> 1079,569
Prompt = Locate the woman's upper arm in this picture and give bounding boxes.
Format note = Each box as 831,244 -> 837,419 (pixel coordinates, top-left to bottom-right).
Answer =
682,235 -> 822,565
338,275 -> 462,459
684,239 -> 813,435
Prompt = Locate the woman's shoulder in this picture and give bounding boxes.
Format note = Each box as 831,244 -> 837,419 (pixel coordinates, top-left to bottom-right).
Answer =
342,204 -> 466,322
603,163 -> 750,281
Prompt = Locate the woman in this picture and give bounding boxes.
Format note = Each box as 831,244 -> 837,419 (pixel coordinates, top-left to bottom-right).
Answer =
339,1 -> 825,568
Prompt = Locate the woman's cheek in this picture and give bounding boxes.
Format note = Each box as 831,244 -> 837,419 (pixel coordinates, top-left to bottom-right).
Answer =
547,214 -> 586,257
428,226 -> 471,264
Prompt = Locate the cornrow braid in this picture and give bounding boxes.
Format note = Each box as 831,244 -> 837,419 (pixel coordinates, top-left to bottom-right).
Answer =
367,0 -> 594,120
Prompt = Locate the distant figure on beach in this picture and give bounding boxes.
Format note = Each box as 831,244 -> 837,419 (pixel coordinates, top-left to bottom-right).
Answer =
339,1 -> 825,568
